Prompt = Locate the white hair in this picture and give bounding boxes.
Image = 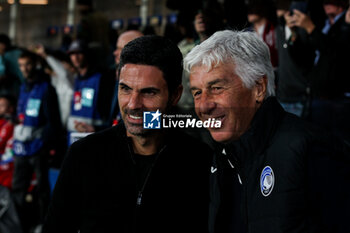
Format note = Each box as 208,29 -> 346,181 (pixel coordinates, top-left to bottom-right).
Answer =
184,30 -> 275,98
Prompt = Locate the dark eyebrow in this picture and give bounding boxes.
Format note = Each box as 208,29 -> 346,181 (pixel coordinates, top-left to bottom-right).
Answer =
119,82 -> 131,89
140,87 -> 161,93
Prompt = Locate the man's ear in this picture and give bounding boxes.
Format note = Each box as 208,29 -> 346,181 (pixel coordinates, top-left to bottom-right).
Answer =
255,76 -> 267,103
170,84 -> 183,106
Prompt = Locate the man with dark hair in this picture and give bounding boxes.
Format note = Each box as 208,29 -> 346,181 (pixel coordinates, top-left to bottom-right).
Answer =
76,0 -> 110,70
43,35 -> 210,233
0,33 -> 23,85
288,0 -> 350,138
13,50 -> 62,232
247,0 -> 279,68
66,40 -> 114,144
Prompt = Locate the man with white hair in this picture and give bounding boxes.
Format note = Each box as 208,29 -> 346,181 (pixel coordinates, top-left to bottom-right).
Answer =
184,30 -> 350,233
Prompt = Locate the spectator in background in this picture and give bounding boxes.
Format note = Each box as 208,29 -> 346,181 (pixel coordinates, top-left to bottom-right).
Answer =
0,34 -> 22,97
176,12 -> 196,57
12,51 -> 62,232
178,3 -> 225,110
0,95 -> 16,190
289,0 -> 350,138
67,40 -> 114,143
34,45 -> 75,129
247,0 -> 279,69
193,3 -> 225,44
113,30 -> 144,66
76,0 -> 110,70
275,0 -> 315,117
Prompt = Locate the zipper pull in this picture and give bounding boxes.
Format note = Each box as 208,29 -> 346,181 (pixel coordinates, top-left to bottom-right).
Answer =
136,192 -> 142,206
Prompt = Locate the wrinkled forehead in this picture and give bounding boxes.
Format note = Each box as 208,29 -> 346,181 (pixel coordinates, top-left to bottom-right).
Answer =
189,62 -> 239,85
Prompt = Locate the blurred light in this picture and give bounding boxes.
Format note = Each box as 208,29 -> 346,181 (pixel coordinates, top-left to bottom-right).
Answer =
0,6 -> 2,11
8,0 -> 48,4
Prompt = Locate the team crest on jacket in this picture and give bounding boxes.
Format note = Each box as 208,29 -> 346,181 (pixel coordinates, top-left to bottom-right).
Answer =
260,166 -> 274,197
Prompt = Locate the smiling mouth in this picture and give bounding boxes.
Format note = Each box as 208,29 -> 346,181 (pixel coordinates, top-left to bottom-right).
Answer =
203,115 -> 225,121
129,114 -> 142,120
213,115 -> 224,121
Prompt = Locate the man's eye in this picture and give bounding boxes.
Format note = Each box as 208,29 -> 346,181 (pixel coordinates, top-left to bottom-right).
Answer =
192,90 -> 202,97
142,90 -> 157,96
211,86 -> 223,92
120,86 -> 131,91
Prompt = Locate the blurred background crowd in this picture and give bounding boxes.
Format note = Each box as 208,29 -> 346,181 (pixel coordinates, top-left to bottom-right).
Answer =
0,0 -> 349,232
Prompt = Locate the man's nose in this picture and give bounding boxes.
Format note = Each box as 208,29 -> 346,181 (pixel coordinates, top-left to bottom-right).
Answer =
127,92 -> 142,109
197,91 -> 216,115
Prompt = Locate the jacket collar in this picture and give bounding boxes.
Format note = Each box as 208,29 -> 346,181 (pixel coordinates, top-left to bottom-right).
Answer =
223,97 -> 285,167
114,122 -> 181,154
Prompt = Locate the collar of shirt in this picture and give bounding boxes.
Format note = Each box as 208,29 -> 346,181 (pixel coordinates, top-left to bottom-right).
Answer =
322,11 -> 345,34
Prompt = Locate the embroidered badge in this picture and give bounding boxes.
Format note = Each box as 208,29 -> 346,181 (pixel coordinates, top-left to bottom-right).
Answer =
260,166 -> 274,197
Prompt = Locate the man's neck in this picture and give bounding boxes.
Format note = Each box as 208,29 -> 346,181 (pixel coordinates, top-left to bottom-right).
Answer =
198,33 -> 209,43
78,66 -> 88,77
254,18 -> 267,32
128,132 -> 165,156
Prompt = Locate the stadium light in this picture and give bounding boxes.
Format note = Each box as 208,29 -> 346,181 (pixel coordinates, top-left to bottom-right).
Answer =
8,0 -> 48,4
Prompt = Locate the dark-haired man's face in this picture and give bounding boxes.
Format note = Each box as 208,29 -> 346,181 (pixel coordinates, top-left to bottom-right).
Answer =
118,64 -> 181,137
248,13 -> 263,24
18,57 -> 34,80
70,52 -> 86,69
323,4 -> 344,22
0,43 -> 6,55
0,98 -> 12,117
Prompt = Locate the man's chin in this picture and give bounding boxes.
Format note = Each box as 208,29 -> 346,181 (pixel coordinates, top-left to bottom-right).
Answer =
126,127 -> 145,136
209,130 -> 236,143
124,123 -> 148,137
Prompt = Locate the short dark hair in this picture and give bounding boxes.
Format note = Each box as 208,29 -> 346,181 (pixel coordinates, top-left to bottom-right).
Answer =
0,34 -> 11,49
118,35 -> 183,94
323,0 -> 349,8
19,50 -> 38,64
0,94 -> 17,108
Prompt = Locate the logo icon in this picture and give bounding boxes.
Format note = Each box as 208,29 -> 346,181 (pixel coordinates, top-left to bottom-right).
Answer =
211,166 -> 217,174
143,110 -> 161,129
260,166 -> 275,197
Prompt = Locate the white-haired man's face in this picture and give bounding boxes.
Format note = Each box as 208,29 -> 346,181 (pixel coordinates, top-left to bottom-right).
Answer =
189,63 -> 266,143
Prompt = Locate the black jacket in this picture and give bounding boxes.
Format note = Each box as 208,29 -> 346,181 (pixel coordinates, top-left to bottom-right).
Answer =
209,97 -> 350,233
43,123 -> 211,233
292,13 -> 350,99
275,18 -> 314,103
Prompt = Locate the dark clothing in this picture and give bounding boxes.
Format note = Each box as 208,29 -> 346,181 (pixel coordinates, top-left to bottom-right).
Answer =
12,72 -> 62,231
290,13 -> 350,137
304,14 -> 350,99
43,124 -> 211,233
275,21 -> 314,104
209,97 -> 350,233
